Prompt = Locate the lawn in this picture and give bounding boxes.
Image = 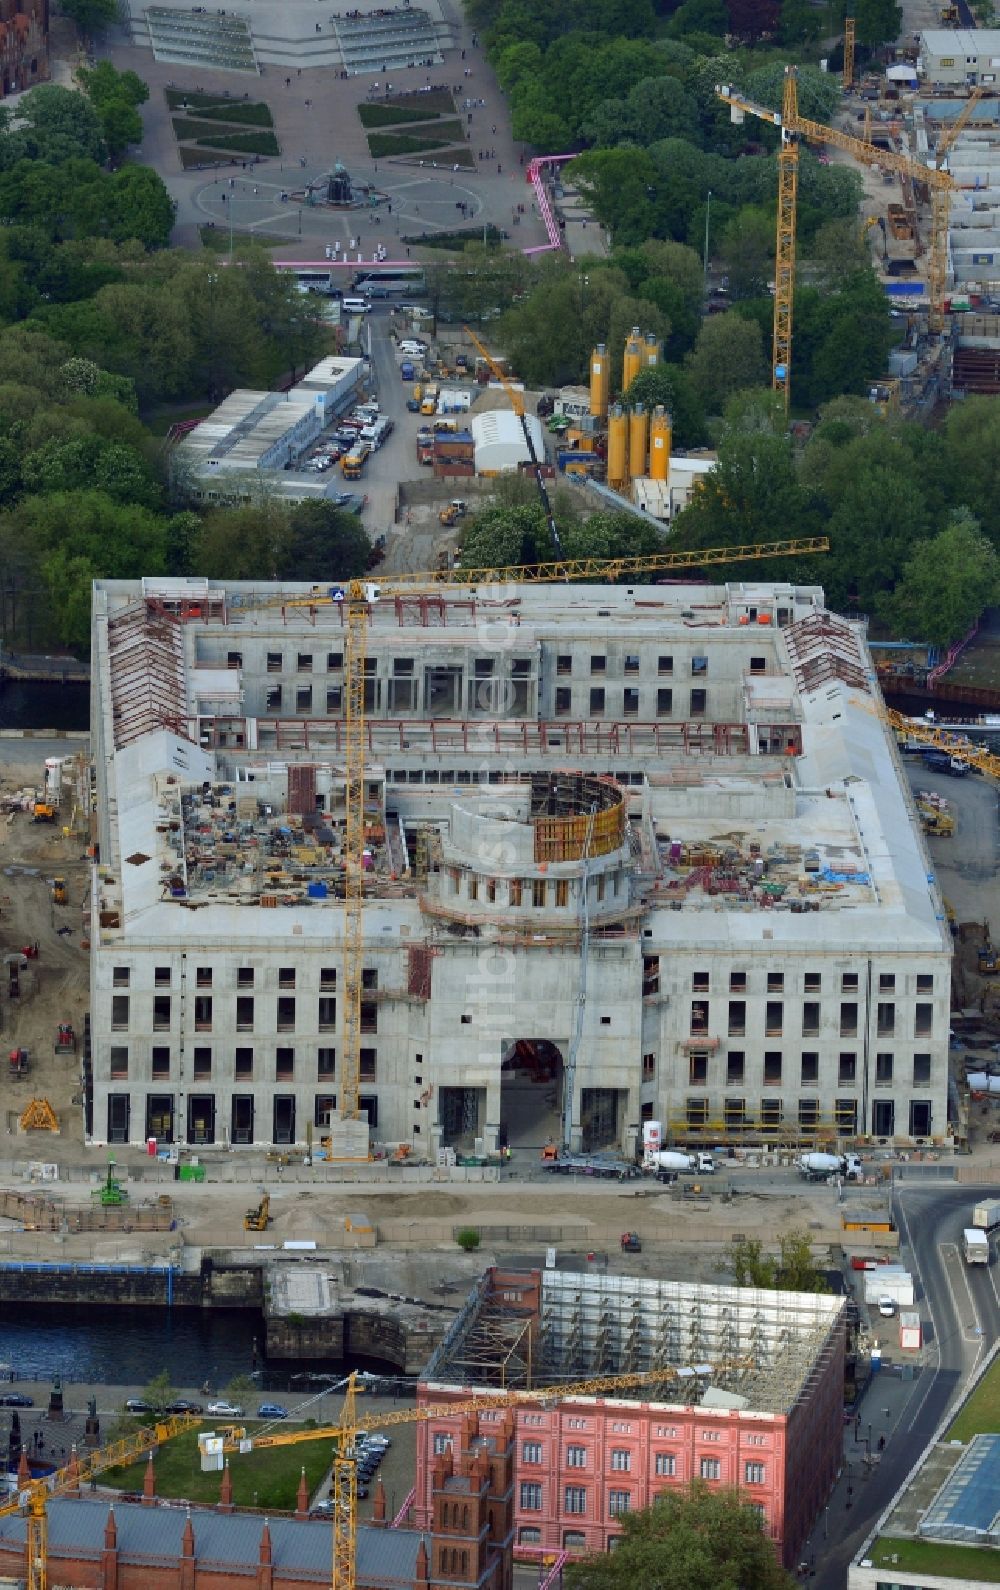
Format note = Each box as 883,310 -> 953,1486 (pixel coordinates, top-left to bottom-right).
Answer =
103,1426 -> 335,1510
179,147 -> 231,170
194,130 -> 280,156
386,89 -> 455,114
166,88 -> 266,113
198,226 -> 299,252
357,102 -> 439,128
367,131 -> 451,158
195,101 -> 273,127
947,1357 -> 1000,1441
870,1536 -> 1000,1581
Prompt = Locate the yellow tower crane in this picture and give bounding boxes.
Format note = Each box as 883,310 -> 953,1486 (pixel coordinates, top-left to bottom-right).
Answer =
843,15 -> 856,91
212,1363 -> 757,1590
0,1414 -> 202,1590
718,66 -> 965,404
261,538 -> 827,1149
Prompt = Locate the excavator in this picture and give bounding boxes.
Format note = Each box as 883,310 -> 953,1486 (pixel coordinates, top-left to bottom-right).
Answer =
244,1192 -> 271,1231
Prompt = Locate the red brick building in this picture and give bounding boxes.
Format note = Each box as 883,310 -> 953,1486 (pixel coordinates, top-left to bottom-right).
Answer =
0,0 -> 46,99
415,1267 -> 846,1571
0,1422 -> 514,1590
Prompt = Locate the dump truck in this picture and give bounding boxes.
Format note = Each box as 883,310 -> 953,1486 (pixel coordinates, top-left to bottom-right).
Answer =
51,877 -> 67,905
54,1023 -> 76,1055
963,1227 -> 990,1264
973,1200 -> 1000,1230
31,803 -> 56,823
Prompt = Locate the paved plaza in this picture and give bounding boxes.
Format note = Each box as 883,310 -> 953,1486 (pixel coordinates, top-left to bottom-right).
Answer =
102,3 -> 549,257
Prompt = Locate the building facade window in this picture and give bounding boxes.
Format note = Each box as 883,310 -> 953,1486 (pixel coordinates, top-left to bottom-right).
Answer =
566,1445 -> 587,1468
610,1449 -> 631,1472
654,1453 -> 676,1476
522,1442 -> 542,1464
608,1491 -> 631,1517
745,1462 -> 766,1485
520,1482 -> 542,1511
700,1459 -> 721,1480
564,1487 -> 587,1515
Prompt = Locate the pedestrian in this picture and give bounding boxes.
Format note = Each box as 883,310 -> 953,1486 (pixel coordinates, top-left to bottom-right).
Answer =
285,76 -> 290,87
497,163 -> 502,174
491,123 -> 496,134
878,1434 -> 886,1452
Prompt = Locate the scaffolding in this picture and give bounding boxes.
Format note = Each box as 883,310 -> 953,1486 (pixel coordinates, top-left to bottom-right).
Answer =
426,1268 -> 843,1418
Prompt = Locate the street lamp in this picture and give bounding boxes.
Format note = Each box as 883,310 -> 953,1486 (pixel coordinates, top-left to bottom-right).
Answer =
703,190 -> 712,283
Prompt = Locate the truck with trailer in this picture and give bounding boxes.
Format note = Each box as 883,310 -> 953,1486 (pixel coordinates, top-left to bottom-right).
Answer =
973,1200 -> 1000,1230
963,1228 -> 990,1264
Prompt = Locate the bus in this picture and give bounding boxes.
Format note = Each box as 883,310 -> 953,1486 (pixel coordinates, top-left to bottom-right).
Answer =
353,267 -> 426,298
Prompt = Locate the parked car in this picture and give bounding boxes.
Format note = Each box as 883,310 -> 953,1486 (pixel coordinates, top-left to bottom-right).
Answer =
166,1400 -> 203,1415
206,1400 -> 245,1417
256,1403 -> 289,1419
877,1296 -> 897,1317
124,1399 -> 152,1414
0,1394 -> 33,1407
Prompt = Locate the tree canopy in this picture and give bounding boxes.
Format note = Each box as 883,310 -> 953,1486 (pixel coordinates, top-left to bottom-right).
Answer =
564,1484 -> 795,1590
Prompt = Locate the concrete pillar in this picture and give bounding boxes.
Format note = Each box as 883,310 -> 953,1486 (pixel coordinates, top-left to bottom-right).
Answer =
142,1452 -> 156,1506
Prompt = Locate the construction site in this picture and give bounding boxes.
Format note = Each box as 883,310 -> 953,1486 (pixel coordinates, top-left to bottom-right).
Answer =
414,1265 -> 846,1567
85,568 -> 952,1161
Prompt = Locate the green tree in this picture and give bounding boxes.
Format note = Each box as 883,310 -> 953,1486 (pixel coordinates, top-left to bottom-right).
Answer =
719,206 -> 773,301
621,365 -> 708,448
59,0 -> 119,32
280,501 -> 372,581
779,0 -> 823,42
686,313 -> 767,413
854,0 -> 902,46
730,1229 -> 828,1290
191,502 -> 293,579
143,1370 -> 177,1415
807,218 -> 874,289
880,511 -> 1000,645
565,1484 -> 795,1590
3,86 -> 106,166
940,396 -> 1000,544
461,505 -> 546,569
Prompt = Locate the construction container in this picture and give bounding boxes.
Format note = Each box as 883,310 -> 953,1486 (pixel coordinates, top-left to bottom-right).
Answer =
622,327 -> 643,394
607,405 -> 628,487
629,404 -> 649,479
649,406 -> 671,482
643,333 -> 662,369
589,343 -> 609,417
899,1312 -> 922,1351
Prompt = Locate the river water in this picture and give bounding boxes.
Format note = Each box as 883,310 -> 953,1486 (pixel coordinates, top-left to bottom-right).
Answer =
0,1304 -> 260,1388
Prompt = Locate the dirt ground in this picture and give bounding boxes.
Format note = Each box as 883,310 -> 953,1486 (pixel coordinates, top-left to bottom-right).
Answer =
0,742 -> 91,1143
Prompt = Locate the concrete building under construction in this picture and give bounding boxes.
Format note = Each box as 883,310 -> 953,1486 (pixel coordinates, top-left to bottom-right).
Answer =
87,576 -> 951,1155
415,1266 -> 846,1570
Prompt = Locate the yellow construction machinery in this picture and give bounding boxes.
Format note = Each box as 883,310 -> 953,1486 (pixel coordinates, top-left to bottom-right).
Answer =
50,877 -> 66,905
258,538 -> 828,1152
31,803 -> 55,824
244,1191 -> 271,1231
18,1098 -> 57,1132
718,66 -> 965,407
843,15 -> 855,91
2,1412 -> 201,1590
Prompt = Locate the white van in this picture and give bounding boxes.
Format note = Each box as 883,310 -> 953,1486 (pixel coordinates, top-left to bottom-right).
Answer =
400,340 -> 426,356
343,297 -> 370,315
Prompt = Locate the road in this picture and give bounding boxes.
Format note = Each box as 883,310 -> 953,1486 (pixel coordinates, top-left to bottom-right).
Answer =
801,1183 -> 1000,1588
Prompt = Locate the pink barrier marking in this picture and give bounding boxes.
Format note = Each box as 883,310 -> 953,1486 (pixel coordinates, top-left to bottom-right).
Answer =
390,1485 -> 416,1528
928,617 -> 979,689
523,153 -> 576,257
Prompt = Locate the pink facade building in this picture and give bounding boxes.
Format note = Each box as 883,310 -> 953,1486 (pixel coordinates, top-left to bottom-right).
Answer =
415,1267 -> 845,1571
